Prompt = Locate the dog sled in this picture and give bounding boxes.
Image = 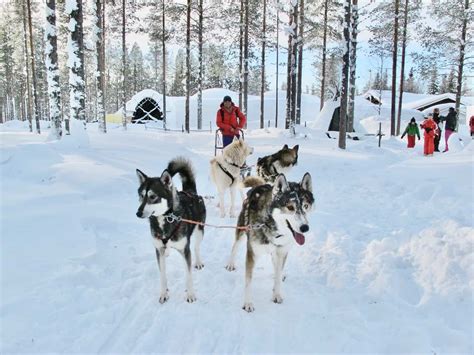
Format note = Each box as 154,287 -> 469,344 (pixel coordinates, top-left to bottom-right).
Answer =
214,128 -> 251,179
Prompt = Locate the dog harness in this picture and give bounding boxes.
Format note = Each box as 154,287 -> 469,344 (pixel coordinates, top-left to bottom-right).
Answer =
217,161 -> 235,185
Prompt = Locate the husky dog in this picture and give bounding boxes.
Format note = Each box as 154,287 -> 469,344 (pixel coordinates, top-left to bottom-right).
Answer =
256,144 -> 299,183
210,137 -> 254,218
226,173 -> 314,312
136,158 -> 206,304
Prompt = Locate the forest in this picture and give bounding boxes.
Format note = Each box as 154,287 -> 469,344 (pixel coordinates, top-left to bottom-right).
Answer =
0,0 -> 472,148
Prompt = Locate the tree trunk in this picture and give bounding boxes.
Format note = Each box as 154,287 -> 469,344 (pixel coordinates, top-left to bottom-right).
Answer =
320,0 -> 328,111
338,0 -> 351,149
348,0 -> 358,133
275,0 -> 280,128
243,0 -> 249,117
45,0 -> 62,139
396,0 -> 408,136
296,0 -> 304,125
22,0 -> 33,132
259,0 -> 266,129
185,0 -> 191,133
69,0 -> 85,125
197,0 -> 203,130
96,0 -> 106,133
390,0 -> 399,136
290,2 -> 298,126
239,0 -> 244,108
162,0 -> 167,126
122,0 -> 127,130
285,11 -> 293,129
455,0 -> 469,128
26,0 -> 40,134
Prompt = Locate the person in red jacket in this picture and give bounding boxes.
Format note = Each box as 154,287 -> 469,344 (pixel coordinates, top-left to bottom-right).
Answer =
216,95 -> 247,147
420,114 -> 438,156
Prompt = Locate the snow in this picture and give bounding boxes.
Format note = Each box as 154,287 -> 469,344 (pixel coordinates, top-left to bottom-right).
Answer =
1,93 -> 473,354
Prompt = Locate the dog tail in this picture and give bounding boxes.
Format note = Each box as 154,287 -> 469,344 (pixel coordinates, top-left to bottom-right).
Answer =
167,157 -> 197,193
242,176 -> 265,188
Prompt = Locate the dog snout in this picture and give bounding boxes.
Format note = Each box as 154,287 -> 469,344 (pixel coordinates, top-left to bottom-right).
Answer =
299,224 -> 309,233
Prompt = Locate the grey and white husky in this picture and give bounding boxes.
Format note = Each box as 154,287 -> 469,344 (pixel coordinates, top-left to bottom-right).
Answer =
226,173 -> 314,312
136,158 -> 206,304
256,144 -> 299,183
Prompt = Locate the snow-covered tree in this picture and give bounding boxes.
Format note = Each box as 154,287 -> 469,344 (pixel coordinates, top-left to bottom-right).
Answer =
428,66 -> 439,94
45,0 -> 62,139
66,0 -> 85,125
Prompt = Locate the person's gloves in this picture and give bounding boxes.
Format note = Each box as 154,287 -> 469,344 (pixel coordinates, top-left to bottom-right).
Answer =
425,128 -> 432,133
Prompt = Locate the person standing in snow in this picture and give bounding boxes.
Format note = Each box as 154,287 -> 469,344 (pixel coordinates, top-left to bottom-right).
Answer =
469,115 -> 474,138
439,107 -> 457,152
420,114 -> 438,156
216,95 -> 247,147
432,107 -> 442,152
400,117 -> 421,148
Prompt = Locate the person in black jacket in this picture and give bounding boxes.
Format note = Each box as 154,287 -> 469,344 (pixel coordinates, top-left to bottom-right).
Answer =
432,107 -> 442,152
439,107 -> 457,152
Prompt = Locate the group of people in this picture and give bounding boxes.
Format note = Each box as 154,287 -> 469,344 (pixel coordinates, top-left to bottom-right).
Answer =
401,107 -> 459,156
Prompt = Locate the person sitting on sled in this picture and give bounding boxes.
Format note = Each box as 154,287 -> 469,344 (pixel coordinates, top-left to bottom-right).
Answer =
401,117 -> 421,148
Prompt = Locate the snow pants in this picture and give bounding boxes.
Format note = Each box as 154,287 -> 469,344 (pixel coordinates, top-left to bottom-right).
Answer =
424,135 -> 434,155
444,129 -> 454,152
407,135 -> 416,148
434,129 -> 442,151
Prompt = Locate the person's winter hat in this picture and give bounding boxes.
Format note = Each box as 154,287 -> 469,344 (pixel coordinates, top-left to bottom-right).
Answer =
223,95 -> 232,102
449,107 -> 455,112
410,117 -> 416,123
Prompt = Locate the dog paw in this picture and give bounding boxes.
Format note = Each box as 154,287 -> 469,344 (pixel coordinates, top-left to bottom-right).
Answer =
194,262 -> 205,270
159,291 -> 169,304
225,263 -> 236,271
186,292 -> 197,303
242,302 -> 255,312
272,294 -> 284,304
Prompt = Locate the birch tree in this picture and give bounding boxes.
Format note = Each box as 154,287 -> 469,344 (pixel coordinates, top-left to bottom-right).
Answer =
390,0 -> 400,136
185,0 -> 191,133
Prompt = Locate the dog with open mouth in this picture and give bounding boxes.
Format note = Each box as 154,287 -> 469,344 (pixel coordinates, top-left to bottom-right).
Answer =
225,173 -> 314,312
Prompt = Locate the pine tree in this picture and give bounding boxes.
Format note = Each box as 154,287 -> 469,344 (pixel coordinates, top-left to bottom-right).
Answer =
339,0 -> 351,149
45,0 -> 62,139
428,67 -> 439,94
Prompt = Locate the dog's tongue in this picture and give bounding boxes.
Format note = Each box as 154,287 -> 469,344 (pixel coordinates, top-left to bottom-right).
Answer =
292,231 -> 305,245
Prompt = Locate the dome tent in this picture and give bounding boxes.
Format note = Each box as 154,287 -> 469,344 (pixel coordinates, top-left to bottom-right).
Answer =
118,89 -> 163,124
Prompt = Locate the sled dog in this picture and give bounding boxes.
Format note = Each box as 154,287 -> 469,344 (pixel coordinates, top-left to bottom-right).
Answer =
136,158 -> 206,304
256,144 -> 299,183
226,173 -> 314,312
210,137 -> 254,217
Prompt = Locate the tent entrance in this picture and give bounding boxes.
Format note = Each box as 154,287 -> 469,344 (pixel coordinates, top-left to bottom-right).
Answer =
132,97 -> 163,123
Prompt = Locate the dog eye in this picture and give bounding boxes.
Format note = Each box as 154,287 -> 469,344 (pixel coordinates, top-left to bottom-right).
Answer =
287,205 -> 295,211
149,193 -> 157,200
303,203 -> 309,210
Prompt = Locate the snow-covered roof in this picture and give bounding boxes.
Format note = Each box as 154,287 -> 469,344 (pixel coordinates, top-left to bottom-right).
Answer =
403,93 -> 458,111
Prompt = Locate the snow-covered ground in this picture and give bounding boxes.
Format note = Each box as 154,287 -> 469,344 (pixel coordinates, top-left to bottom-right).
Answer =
1,113 -> 473,353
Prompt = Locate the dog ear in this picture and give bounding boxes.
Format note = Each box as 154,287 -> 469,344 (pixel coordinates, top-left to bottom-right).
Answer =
273,174 -> 289,195
300,172 -> 312,192
233,136 -> 239,143
160,170 -> 173,189
136,169 -> 147,185
293,144 -> 299,152
282,144 -> 289,150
